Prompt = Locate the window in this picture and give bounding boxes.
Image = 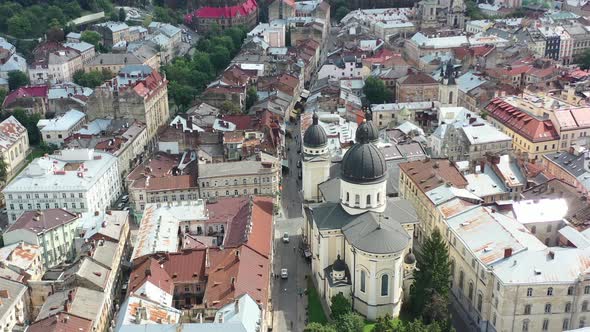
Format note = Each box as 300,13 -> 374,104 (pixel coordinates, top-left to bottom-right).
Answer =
366,195 -> 371,205
468,282 -> 474,301
78,193 -> 83,198
139,194 -> 144,201
581,319 -> 586,328
547,287 -> 553,296
545,303 -> 551,313
547,224 -> 552,232
531,226 -> 536,234
568,286 -> 574,295
583,301 -> 588,312
492,313 -> 497,326
566,302 -> 572,313
524,304 -> 531,315
226,191 -> 229,196
234,179 -> 238,185
355,194 -> 360,206
381,274 -> 388,296
585,286 -> 590,294
243,179 -> 246,184
527,288 -> 533,296
346,193 -> 350,202
522,319 -> 529,332
459,271 -> 464,290
564,319 -> 570,330
477,293 -> 483,312
449,91 -> 453,104
377,193 -> 380,203
360,270 -> 366,293
542,319 -> 549,331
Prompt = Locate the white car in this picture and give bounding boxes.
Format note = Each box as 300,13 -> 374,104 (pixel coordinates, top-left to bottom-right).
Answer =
281,268 -> 288,279
282,232 -> 289,243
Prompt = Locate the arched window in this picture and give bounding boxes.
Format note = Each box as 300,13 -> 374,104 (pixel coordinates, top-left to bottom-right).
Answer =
234,179 -> 238,185
459,270 -> 464,290
449,91 -> 453,104
583,301 -> 588,312
366,195 -> 371,205
547,287 -> 553,296
468,282 -> 474,301
568,286 -> 574,295
243,179 -> 246,184
545,303 -> 552,313
531,226 -> 536,234
377,193 -> 380,203
450,260 -> 455,278
360,270 -> 366,293
355,194 -> 360,206
477,293 -> 483,312
254,188 -> 258,194
346,192 -> 350,202
254,178 -> 258,184
381,274 -> 389,296
566,302 -> 572,313
225,191 -> 229,196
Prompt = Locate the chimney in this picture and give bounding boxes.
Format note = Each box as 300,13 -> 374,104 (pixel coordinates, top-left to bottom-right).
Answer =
548,251 -> 555,260
94,211 -> 99,216
504,248 -> 513,258
469,117 -> 476,125
145,268 -> 151,277
67,290 -> 74,302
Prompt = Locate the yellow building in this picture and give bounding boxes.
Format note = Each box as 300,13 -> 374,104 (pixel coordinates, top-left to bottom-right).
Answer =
0,116 -> 29,180
485,98 -> 560,161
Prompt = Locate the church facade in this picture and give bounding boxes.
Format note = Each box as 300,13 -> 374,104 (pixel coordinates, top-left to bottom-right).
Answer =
417,0 -> 466,29
302,112 -> 418,320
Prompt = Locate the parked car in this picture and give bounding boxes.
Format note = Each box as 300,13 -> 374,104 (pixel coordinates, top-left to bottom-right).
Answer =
0,208 -> 6,214
121,195 -> 129,202
297,160 -> 302,168
123,207 -> 130,211
298,170 -> 302,179
117,203 -> 125,210
282,232 -> 289,243
281,268 -> 288,279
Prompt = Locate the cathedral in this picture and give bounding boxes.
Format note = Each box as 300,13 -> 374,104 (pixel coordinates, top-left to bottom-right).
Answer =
417,0 -> 466,29
302,112 -> 418,320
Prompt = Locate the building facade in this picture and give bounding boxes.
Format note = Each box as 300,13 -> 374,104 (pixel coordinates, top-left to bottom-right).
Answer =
198,159 -> 280,198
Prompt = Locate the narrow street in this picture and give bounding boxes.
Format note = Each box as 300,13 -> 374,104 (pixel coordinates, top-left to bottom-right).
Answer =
271,121 -> 310,332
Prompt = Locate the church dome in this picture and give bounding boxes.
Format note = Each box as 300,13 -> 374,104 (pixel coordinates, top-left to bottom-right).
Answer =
303,113 -> 327,148
404,252 -> 416,264
341,125 -> 387,184
356,119 -> 379,143
333,255 -> 346,272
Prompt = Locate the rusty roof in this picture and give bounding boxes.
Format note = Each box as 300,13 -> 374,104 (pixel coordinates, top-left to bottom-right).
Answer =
27,312 -> 93,332
399,159 -> 468,193
6,209 -> 78,234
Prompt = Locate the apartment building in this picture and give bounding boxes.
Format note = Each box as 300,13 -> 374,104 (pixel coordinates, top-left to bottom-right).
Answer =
0,116 -> 29,179
84,53 -> 144,73
198,159 -> 280,198
28,42 -> 83,85
396,72 -> 439,103
126,152 -> 199,219
87,65 -> 170,141
3,149 -> 121,223
3,209 -> 80,267
486,98 -> 560,161
37,109 -> 86,147
93,22 -> 131,47
2,86 -> 49,116
0,242 -> 45,282
0,277 -> 28,331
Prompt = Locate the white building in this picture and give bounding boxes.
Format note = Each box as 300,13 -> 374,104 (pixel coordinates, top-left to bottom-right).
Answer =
0,116 -> 29,179
28,47 -> 83,85
3,209 -> 80,267
0,277 -> 28,330
3,149 -> 121,223
0,37 -> 27,80
317,55 -> 369,81
248,21 -> 286,47
38,109 -> 86,147
303,115 -> 418,320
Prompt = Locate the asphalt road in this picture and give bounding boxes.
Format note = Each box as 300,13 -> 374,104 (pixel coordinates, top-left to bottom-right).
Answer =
271,121 -> 310,332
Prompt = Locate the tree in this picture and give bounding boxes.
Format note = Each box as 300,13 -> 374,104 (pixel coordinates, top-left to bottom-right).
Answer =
168,81 -> 196,112
334,6 -> 350,21
304,323 -> 337,332
330,293 -> 351,320
210,46 -> 230,71
409,229 -> 451,318
576,48 -> 590,70
363,76 -> 392,104
373,314 -> 399,332
81,31 -> 102,48
119,7 -> 126,22
338,312 -> 365,332
220,101 -> 241,114
0,157 -> 7,184
8,71 -> 29,91
422,293 -> 452,327
245,87 -> 258,110
73,70 -> 107,88
7,14 -> 32,38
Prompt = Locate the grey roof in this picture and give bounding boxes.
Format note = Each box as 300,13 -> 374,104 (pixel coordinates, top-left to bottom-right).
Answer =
342,207 -> 412,254
318,178 -> 340,203
341,142 -> 387,184
356,120 -> 379,143
0,278 -> 26,321
88,53 -> 142,66
199,160 -> 275,178
37,287 -> 105,322
303,114 -> 328,148
544,151 -> 587,177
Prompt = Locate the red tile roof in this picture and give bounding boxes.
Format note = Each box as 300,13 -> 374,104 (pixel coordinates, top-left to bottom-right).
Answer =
27,313 -> 93,332
399,159 -> 468,193
398,72 -> 438,85
163,250 -> 207,284
128,257 -> 174,296
244,196 -> 273,257
221,115 -> 255,131
186,0 -> 257,20
3,86 -> 49,108
486,98 -> 560,142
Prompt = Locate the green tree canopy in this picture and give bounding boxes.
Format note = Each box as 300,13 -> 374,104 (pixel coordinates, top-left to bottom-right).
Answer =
119,7 -> 126,22
220,100 -> 241,114
304,322 -> 337,332
168,81 -> 196,112
9,108 -> 41,145
363,76 -> 392,104
7,15 -> 32,38
81,30 -> 102,47
409,229 -> 451,319
73,70 -> 111,88
337,312 -> 365,332
8,71 -> 29,91
210,46 -> 230,71
330,293 -> 351,320
245,87 -> 258,111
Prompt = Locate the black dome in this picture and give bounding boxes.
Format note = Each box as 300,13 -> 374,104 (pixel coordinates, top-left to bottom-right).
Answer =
341,138 -> 387,184
404,252 -> 416,264
303,113 -> 327,148
333,255 -> 346,272
356,120 -> 379,143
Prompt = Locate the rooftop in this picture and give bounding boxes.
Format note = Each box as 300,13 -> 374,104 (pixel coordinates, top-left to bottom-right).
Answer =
6,209 -> 78,234
399,159 -> 468,193
37,287 -> 105,323
38,109 -> 85,132
28,312 -> 93,332
198,160 -> 276,178
0,116 -> 26,153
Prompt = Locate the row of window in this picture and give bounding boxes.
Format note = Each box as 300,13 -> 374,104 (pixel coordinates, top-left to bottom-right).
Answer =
201,177 -> 272,187
10,201 -> 85,211
522,317 -> 584,331
8,192 -> 84,200
524,301 -> 590,315
359,270 -> 390,296
525,285 -> 590,297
